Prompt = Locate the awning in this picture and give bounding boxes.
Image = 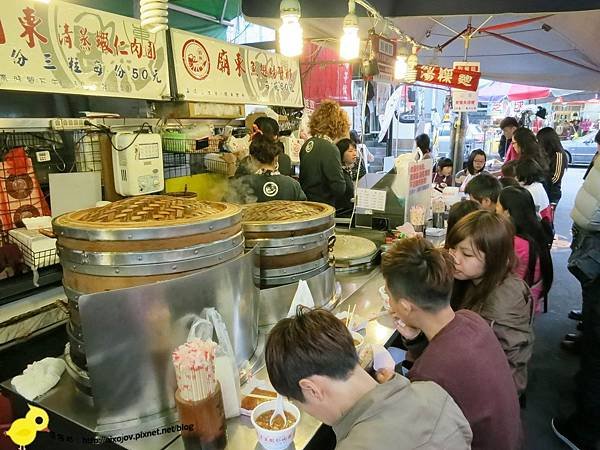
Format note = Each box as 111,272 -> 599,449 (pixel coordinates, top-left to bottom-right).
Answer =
242,2 -> 600,90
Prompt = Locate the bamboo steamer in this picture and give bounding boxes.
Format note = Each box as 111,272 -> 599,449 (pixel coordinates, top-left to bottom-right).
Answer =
53,195 -> 243,374
241,201 -> 335,287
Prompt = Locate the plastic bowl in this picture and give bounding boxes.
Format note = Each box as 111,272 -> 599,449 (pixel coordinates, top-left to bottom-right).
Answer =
378,285 -> 390,310
351,331 -> 365,353
251,399 -> 301,450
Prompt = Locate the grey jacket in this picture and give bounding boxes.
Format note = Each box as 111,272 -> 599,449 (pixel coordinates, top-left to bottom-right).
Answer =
470,275 -> 534,395
572,155 -> 600,231
333,375 -> 472,450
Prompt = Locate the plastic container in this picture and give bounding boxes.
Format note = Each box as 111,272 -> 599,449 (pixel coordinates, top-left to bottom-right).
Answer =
251,399 -> 300,450
175,383 -> 227,450
351,331 -> 365,353
378,285 -> 390,310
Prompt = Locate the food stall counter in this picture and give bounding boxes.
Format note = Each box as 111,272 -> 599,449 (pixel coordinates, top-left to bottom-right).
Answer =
1,268 -> 394,450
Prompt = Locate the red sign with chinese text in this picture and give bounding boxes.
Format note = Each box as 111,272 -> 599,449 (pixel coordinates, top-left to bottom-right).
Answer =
416,65 -> 481,91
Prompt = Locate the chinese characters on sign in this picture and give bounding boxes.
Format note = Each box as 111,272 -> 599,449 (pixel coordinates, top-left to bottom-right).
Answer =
451,61 -> 480,112
416,64 -> 481,92
172,29 -> 303,107
0,0 -> 169,100
409,162 -> 431,194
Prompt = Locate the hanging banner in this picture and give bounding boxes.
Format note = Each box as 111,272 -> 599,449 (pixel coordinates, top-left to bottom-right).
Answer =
416,65 -> 481,91
371,33 -> 396,82
171,29 -> 303,107
0,1 -> 169,100
452,61 -> 480,112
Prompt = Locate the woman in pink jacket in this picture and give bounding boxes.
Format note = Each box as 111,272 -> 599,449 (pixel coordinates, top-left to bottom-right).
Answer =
497,186 -> 554,312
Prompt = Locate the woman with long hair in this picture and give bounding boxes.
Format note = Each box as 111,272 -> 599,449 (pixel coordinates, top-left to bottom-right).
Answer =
446,210 -> 534,395
497,186 -> 554,312
455,149 -> 487,190
415,133 -> 432,160
536,127 -> 569,204
512,127 -> 549,173
515,158 -> 552,222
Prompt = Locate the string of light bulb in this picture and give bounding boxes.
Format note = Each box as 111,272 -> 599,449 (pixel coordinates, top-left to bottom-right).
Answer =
277,0 -> 431,82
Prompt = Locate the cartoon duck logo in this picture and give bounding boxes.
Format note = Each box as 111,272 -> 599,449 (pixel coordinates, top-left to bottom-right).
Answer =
5,404 -> 49,449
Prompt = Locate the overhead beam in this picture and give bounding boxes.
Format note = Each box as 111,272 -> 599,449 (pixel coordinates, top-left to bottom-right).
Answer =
167,3 -> 234,27
480,29 -> 600,74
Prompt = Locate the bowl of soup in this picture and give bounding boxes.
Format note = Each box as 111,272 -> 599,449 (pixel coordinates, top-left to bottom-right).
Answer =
251,399 -> 300,450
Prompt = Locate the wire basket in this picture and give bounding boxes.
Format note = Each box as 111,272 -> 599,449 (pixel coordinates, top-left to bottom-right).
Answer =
201,153 -> 237,177
162,136 -> 221,154
8,230 -> 59,269
73,131 -> 103,173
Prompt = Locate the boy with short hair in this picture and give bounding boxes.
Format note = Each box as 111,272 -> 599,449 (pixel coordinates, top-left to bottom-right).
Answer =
464,173 -> 502,211
381,237 -> 522,450
265,308 -> 472,450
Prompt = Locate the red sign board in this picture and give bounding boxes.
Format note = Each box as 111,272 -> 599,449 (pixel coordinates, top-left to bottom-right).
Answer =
416,65 -> 481,91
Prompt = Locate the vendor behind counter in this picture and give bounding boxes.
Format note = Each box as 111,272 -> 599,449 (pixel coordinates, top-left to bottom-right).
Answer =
335,139 -> 358,218
230,134 -> 306,203
299,100 -> 348,206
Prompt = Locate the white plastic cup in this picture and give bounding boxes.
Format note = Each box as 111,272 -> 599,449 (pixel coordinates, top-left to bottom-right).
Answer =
251,399 -> 301,450
351,331 -> 365,353
378,285 -> 390,310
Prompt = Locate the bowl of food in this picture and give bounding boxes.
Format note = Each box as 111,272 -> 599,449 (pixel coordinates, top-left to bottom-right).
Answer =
378,285 -> 390,310
351,331 -> 364,353
251,399 -> 300,450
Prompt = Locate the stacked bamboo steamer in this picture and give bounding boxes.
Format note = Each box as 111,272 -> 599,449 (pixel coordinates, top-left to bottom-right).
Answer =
241,201 -> 335,288
53,195 -> 243,394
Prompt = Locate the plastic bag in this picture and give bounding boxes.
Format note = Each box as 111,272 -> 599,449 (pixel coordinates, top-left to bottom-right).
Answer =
287,280 -> 315,318
203,308 -> 241,419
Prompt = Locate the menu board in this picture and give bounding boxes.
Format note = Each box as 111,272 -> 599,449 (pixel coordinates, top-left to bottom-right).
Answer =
0,0 -> 169,100
171,29 -> 303,108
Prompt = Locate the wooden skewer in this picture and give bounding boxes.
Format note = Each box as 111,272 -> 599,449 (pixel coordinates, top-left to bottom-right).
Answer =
348,305 -> 357,329
244,393 -> 278,401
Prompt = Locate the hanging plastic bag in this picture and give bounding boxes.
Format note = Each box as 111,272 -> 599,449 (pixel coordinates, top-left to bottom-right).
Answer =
204,308 -> 241,418
287,280 -> 315,318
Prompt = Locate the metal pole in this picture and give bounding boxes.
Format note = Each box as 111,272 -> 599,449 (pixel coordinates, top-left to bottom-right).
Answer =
450,19 -> 471,172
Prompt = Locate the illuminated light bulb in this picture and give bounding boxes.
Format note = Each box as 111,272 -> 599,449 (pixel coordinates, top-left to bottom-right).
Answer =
339,1 -> 360,61
394,57 -> 408,80
340,24 -> 360,60
279,0 -> 303,57
405,49 -> 419,83
140,0 -> 168,34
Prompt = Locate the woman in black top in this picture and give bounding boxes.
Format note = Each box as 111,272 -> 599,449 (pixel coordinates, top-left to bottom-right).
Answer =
235,116 -> 292,177
536,127 -> 569,204
232,135 -> 305,203
335,138 -> 358,217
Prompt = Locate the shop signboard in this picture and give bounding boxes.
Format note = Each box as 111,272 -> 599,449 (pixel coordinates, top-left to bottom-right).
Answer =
416,64 -> 480,92
0,1 -> 169,100
451,61 -> 480,112
371,33 -> 396,83
171,29 -> 303,107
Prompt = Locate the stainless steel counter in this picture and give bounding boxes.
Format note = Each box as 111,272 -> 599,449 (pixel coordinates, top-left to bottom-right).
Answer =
1,268 -> 393,450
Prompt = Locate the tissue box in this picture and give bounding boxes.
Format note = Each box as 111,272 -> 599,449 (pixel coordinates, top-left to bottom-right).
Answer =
8,228 -> 58,268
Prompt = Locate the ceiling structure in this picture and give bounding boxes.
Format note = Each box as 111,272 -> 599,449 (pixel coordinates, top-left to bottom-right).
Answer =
242,0 -> 600,90
68,0 -> 240,39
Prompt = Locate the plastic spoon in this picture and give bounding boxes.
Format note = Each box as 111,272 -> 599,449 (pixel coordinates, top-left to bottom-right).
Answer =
269,394 -> 286,427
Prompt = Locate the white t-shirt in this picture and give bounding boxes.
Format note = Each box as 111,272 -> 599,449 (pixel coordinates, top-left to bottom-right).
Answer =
525,182 -> 550,213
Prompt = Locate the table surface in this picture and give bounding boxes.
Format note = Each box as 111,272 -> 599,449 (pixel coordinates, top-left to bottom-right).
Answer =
1,268 -> 394,450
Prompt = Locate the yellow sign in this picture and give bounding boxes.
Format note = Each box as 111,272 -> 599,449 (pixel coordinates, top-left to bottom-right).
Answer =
171,29 -> 303,107
0,1 -> 169,99
5,404 -> 49,448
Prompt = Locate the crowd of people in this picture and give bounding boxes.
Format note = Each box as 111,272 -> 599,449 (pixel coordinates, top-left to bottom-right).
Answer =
259,106 -> 600,450
229,100 -> 365,218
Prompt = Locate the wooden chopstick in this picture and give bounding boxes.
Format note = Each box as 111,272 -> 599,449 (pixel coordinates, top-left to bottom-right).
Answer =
348,305 -> 356,329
